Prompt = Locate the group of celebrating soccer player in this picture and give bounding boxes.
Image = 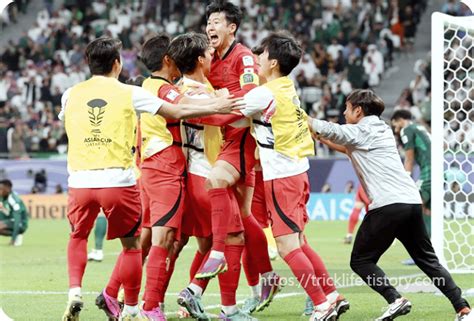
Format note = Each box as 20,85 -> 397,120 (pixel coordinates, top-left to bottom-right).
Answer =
60,1 -> 472,321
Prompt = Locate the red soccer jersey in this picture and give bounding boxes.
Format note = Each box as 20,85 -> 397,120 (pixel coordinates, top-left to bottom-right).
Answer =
208,42 -> 259,139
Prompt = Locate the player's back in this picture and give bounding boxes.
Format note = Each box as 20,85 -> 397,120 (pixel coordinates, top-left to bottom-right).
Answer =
402,123 -> 431,175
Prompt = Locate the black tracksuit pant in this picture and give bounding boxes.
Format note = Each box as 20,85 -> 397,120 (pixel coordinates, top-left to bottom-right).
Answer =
350,203 -> 469,312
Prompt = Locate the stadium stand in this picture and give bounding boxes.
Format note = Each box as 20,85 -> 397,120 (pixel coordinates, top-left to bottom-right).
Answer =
0,0 -> 429,160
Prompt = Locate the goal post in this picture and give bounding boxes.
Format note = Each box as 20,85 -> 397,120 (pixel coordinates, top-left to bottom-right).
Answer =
431,12 -> 474,274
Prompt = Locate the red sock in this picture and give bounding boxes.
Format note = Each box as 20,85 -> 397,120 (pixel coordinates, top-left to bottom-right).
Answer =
143,246 -> 168,310
191,251 -> 211,292
67,237 -> 88,288
189,250 -> 206,281
284,248 -> 326,306
348,207 -> 362,234
209,188 -> 232,252
120,248 -> 143,306
243,215 -> 273,275
160,253 -> 178,302
218,244 -> 244,306
242,249 -> 259,287
301,242 -> 336,295
106,252 -> 123,298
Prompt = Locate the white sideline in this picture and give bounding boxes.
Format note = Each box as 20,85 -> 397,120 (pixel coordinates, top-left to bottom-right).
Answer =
0,273 -> 427,317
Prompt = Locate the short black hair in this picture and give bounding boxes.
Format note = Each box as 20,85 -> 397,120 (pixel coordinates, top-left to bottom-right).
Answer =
346,89 -> 385,117
206,0 -> 242,34
168,33 -> 209,74
253,31 -> 302,76
126,75 -> 146,87
391,109 -> 413,121
140,33 -> 171,72
85,37 -> 122,75
0,179 -> 12,188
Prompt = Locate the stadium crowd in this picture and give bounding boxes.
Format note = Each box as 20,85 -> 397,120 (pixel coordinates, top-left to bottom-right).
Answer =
0,0 -> 430,159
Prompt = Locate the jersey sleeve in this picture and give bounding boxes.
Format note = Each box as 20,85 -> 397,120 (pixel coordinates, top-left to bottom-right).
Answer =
132,86 -> 164,115
58,87 -> 72,121
241,86 -> 275,117
158,84 -> 183,103
400,126 -> 416,150
233,52 -> 259,97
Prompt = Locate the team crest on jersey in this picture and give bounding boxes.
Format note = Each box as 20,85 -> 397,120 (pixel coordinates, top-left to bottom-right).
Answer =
242,55 -> 254,66
243,74 -> 254,84
166,90 -> 180,101
87,99 -> 107,133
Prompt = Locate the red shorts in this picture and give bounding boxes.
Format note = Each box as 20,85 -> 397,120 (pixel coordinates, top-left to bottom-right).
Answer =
140,156 -> 185,232
251,170 -> 269,228
182,173 -> 244,238
264,172 -> 310,237
218,128 -> 256,187
67,186 -> 142,240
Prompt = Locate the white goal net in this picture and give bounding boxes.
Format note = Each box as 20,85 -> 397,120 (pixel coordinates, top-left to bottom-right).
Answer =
431,12 -> 473,273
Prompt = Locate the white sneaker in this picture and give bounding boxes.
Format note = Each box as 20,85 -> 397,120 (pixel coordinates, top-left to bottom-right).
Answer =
310,305 -> 337,321
87,249 -> 104,262
455,308 -> 473,321
0,307 -> 14,321
376,297 -> 412,320
13,234 -> 23,246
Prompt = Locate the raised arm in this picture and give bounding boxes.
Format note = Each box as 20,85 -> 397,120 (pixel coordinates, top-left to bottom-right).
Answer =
308,116 -> 366,147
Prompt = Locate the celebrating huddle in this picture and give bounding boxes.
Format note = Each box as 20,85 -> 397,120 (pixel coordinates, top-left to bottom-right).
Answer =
60,1 -> 472,321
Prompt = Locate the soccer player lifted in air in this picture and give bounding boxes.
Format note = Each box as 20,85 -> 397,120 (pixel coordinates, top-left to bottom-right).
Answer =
198,0 -> 279,314
240,32 -> 349,321
169,32 -> 256,321
60,37 -> 241,321
307,89 -> 471,321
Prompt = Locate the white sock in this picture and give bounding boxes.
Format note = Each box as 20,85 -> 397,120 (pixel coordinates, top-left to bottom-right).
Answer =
188,283 -> 203,297
315,301 -> 331,311
222,305 -> 238,315
209,250 -> 225,260
68,287 -> 81,300
261,271 -> 274,279
326,290 -> 339,304
346,233 -> 352,238
124,304 -> 140,315
250,285 -> 260,299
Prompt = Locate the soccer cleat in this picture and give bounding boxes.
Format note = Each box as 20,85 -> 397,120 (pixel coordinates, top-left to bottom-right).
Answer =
177,287 -> 210,320
219,309 -> 258,321
141,307 -> 166,321
96,289 -> 121,320
334,295 -> 350,319
88,249 -> 104,262
195,256 -> 227,279
343,235 -> 352,245
256,272 -> 282,312
241,297 -> 259,314
120,309 -> 149,321
455,307 -> 473,321
62,294 -> 84,321
310,305 -> 337,321
375,297 -> 412,321
13,234 -> 23,246
302,296 -> 314,316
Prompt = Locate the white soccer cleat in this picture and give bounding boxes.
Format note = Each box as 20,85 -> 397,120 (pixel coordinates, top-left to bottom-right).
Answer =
87,249 -> 104,262
375,297 -> 412,321
268,247 -> 278,261
309,305 -> 337,321
13,234 -> 23,246
455,308 -> 473,321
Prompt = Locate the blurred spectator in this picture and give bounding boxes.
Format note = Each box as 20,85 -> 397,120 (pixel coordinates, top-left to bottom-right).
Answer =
0,0 -> 430,158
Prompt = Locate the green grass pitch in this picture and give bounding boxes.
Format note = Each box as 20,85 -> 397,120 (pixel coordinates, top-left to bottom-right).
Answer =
0,220 -> 472,320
